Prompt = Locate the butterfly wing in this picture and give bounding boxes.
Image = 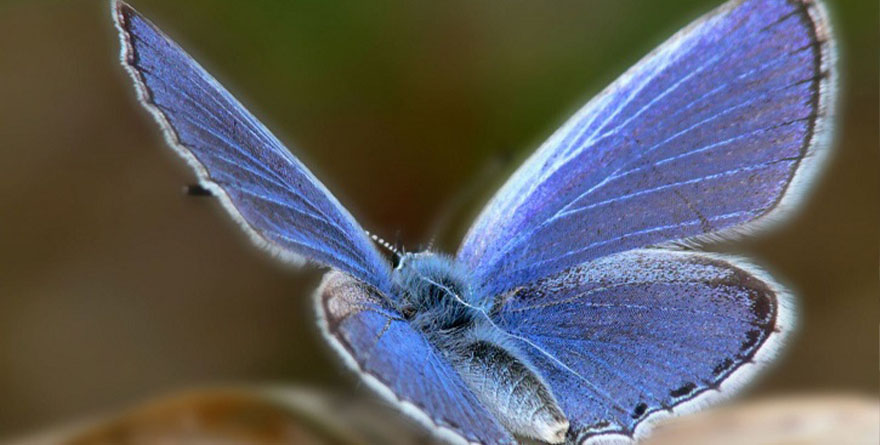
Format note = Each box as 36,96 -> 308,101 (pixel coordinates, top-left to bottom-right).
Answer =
458,0 -> 835,298
113,1 -> 392,293
492,248 -> 792,443
315,271 -> 515,445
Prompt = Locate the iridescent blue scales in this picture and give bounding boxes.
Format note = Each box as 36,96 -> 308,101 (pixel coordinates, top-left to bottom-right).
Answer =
113,0 -> 835,443
458,0 -> 835,298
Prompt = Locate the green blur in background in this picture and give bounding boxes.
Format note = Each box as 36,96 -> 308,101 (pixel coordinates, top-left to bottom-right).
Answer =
0,0 -> 876,438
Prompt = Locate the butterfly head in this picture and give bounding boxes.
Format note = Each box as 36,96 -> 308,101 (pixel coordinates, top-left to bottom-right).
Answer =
392,252 -> 486,335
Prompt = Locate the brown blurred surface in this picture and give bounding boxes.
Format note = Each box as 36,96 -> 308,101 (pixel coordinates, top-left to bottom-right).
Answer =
643,395 -> 879,445
9,387 -> 434,445
0,0 -> 877,439
7,389 -> 878,445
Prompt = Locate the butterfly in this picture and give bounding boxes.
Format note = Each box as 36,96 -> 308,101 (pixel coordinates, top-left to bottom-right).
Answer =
112,0 -> 835,443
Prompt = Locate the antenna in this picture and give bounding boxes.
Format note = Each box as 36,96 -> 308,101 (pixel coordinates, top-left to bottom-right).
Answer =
183,183 -> 214,197
366,230 -> 402,259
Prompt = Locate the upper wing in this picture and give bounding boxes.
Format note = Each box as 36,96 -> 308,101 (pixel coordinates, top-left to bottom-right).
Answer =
315,271 -> 515,445
113,1 -> 392,293
458,0 -> 835,297
492,249 -> 793,443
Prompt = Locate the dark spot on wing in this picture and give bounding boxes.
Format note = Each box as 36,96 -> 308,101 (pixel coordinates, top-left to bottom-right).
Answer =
631,402 -> 648,419
585,419 -> 611,431
713,357 -> 735,377
670,382 -> 697,398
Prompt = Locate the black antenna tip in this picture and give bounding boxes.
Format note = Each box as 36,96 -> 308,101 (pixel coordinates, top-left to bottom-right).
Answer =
184,184 -> 214,197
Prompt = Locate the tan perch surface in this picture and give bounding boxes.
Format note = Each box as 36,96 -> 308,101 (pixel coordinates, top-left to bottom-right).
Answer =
6,389 -> 878,445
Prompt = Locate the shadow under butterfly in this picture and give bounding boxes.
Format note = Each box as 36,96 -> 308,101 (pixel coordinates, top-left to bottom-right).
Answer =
111,0 -> 837,443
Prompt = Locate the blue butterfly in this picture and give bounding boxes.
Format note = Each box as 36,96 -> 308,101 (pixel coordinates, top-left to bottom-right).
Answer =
112,0 -> 836,443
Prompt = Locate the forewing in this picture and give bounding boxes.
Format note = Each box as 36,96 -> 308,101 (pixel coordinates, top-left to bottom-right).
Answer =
458,0 -> 834,297
492,249 -> 792,443
315,271 -> 514,445
113,1 -> 392,293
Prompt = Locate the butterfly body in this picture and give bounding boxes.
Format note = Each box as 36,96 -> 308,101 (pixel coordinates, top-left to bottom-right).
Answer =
322,265 -> 570,443
389,252 -> 570,442
113,0 -> 836,443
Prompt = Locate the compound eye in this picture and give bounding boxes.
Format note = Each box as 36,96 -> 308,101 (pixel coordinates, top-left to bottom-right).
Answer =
400,305 -> 416,319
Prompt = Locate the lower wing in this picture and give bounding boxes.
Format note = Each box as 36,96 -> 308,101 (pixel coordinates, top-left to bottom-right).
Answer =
491,249 -> 792,444
315,271 -> 515,445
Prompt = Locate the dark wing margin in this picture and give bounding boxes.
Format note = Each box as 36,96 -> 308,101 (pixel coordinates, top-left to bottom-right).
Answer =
315,271 -> 515,445
492,249 -> 794,444
112,1 -> 393,293
458,0 -> 837,299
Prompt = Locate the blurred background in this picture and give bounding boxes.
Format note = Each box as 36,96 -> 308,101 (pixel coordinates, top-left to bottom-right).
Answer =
0,0 -> 876,441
